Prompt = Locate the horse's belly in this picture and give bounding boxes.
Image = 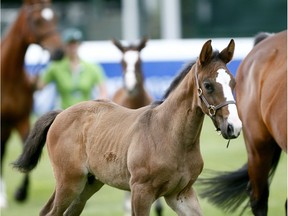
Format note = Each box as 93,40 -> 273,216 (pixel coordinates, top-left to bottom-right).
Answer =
87,141 -> 131,191
89,157 -> 131,190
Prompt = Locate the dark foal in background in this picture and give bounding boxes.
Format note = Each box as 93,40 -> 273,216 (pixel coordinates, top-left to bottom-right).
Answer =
13,39 -> 242,215
0,0 -> 62,207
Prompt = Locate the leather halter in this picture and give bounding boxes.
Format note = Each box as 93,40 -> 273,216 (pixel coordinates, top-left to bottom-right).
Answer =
194,70 -> 236,117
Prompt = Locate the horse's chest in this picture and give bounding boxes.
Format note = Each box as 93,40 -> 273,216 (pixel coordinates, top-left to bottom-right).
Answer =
171,152 -> 204,188
1,80 -> 33,117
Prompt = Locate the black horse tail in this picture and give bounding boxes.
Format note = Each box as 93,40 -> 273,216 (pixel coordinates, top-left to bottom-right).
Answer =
197,146 -> 282,214
13,110 -> 62,173
197,164 -> 250,214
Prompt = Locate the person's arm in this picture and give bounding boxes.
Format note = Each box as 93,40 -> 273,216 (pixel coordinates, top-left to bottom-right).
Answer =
37,62 -> 55,90
36,77 -> 47,90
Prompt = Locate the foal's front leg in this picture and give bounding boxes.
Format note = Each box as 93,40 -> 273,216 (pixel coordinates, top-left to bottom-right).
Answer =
130,183 -> 154,216
164,187 -> 203,216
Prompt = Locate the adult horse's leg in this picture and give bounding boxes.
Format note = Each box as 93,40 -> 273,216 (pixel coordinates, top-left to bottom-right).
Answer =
154,199 -> 163,216
247,138 -> 281,216
14,117 -> 30,202
64,176 -> 104,216
0,125 -> 11,208
164,187 -> 202,216
124,192 -> 132,216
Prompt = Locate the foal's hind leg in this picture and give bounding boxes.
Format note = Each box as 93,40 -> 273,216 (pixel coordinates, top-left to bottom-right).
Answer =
64,176 -> 104,216
164,187 -> 202,216
40,191 -> 56,216
42,174 -> 87,216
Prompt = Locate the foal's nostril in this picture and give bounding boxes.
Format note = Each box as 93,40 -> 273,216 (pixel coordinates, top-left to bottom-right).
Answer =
227,124 -> 234,137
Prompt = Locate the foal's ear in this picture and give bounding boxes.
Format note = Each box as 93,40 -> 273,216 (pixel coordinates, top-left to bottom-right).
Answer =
137,37 -> 148,51
199,40 -> 213,66
219,39 -> 235,64
112,38 -> 125,53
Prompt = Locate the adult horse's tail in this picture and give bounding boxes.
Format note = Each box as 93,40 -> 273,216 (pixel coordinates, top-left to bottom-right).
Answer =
197,146 -> 282,214
197,165 -> 250,213
13,110 -> 61,173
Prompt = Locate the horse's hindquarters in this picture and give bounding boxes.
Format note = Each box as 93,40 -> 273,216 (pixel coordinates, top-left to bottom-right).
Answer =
46,101 -> 134,190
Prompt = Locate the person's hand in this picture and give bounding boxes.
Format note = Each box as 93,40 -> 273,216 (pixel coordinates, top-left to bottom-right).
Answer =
50,48 -> 65,61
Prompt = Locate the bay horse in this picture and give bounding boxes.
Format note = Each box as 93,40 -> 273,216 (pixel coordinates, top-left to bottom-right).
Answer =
112,37 -> 152,108
112,38 -> 162,216
1,0 -> 62,207
199,30 -> 287,216
13,39 -> 242,215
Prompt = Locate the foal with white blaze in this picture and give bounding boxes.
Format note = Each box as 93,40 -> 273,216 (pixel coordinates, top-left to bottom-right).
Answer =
112,38 -> 152,108
13,39 -> 241,216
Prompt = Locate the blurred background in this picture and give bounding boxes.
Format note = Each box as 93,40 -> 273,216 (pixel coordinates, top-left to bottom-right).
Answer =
1,0 -> 287,110
1,0 -> 286,40
1,1 -> 287,215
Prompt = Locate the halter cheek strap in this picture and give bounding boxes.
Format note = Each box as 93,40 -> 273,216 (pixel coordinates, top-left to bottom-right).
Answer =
194,70 -> 236,117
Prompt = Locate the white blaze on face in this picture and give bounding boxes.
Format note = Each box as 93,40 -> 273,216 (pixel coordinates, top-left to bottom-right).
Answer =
123,51 -> 138,91
216,69 -> 242,136
41,8 -> 54,21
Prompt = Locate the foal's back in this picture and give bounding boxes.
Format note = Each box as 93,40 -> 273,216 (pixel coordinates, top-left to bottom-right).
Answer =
46,100 -> 151,189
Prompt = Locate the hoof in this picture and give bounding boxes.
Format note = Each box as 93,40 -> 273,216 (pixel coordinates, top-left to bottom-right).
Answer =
14,187 -> 27,202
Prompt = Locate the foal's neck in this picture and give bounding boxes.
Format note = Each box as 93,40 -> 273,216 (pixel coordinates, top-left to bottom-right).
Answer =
156,67 -> 205,150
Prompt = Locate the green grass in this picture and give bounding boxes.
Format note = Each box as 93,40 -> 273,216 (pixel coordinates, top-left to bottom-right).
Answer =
1,117 -> 286,216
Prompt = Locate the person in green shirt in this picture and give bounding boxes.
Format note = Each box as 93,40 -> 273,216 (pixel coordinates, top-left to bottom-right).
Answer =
39,28 -> 108,109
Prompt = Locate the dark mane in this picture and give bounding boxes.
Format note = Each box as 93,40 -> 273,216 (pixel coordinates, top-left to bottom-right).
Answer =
152,51 -> 221,106
162,61 -> 195,100
162,51 -> 222,99
253,32 -> 273,46
151,61 -> 194,106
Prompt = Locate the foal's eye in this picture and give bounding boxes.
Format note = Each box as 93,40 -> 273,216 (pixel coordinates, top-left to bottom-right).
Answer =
203,82 -> 214,93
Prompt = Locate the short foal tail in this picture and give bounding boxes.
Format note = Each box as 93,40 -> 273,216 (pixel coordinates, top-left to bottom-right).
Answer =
13,110 -> 62,173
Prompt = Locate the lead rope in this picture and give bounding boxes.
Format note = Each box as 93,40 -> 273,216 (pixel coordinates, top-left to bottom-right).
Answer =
226,139 -> 231,148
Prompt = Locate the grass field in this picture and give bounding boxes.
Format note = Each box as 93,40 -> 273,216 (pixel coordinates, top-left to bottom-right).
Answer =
1,117 -> 287,216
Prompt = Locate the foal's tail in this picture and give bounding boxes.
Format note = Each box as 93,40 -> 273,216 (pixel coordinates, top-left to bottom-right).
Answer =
13,110 -> 62,173
197,147 -> 281,214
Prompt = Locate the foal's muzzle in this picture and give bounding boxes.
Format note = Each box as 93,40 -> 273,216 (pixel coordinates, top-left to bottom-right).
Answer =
219,118 -> 242,140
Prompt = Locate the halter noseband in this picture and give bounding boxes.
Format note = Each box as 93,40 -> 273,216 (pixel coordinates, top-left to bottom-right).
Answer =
194,70 -> 236,117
